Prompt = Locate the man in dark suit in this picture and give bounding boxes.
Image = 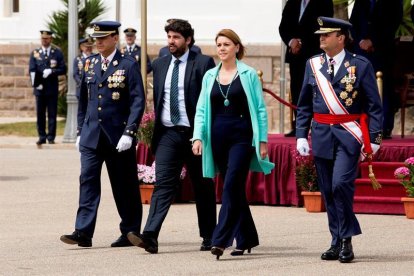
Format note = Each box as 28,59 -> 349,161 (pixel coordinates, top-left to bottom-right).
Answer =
121,27 -> 152,74
349,0 -> 403,139
73,37 -> 94,99
60,21 -> 145,248
158,18 -> 202,58
29,30 -> 67,145
296,17 -> 383,263
127,19 -> 217,254
279,0 -> 333,137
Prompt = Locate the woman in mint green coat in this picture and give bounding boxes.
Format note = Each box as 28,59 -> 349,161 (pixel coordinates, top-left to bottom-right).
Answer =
192,29 -> 274,260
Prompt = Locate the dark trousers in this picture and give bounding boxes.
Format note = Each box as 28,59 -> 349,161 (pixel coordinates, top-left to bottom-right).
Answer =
211,115 -> 258,249
143,127 -> 216,239
314,143 -> 362,246
35,94 -> 58,141
288,57 -> 307,124
75,132 -> 142,238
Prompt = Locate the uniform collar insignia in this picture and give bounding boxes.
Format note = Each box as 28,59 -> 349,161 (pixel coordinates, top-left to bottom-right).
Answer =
113,60 -> 118,66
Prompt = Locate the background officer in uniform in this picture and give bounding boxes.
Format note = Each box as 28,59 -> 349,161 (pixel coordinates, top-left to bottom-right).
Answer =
73,37 -> 94,99
121,27 -> 152,74
127,19 -> 217,254
296,17 -> 382,263
29,30 -> 66,145
60,21 -> 145,248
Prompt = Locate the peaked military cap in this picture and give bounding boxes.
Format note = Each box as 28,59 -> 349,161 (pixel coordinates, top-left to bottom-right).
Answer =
315,17 -> 352,34
79,37 -> 94,46
90,21 -> 121,38
40,30 -> 54,38
123,28 -> 137,36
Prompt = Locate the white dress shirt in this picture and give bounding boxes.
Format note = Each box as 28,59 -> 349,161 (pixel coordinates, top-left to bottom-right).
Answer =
161,49 -> 190,127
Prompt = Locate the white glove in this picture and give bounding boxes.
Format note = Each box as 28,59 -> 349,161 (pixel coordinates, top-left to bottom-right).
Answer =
36,84 -> 43,90
116,135 -> 133,152
371,143 -> 380,155
42,68 -> 52,78
75,136 -> 80,150
296,138 -> 310,156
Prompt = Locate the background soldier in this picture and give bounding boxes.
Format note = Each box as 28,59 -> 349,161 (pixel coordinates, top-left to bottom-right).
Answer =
121,27 -> 152,74
73,37 -> 94,99
29,30 -> 67,145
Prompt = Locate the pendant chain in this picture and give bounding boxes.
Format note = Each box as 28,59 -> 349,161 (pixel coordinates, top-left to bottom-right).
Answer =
217,70 -> 238,106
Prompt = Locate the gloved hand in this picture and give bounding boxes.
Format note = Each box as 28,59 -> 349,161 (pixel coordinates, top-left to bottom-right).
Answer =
36,84 -> 43,90
42,68 -> 52,78
116,135 -> 133,152
296,138 -> 310,156
371,143 -> 380,155
75,136 -> 80,150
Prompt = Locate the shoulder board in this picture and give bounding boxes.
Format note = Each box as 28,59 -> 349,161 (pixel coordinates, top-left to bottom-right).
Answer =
352,53 -> 370,63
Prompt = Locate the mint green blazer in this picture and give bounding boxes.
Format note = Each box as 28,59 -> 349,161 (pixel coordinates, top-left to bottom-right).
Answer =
193,60 -> 275,178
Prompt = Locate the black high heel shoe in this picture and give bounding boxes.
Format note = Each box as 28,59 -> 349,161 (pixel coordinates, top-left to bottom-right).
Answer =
211,246 -> 224,260
230,248 -> 252,256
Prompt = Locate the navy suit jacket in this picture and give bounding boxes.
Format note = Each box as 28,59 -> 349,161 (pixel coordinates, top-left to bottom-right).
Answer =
77,50 -> 145,149
29,46 -> 66,96
296,51 -> 383,159
279,0 -> 333,64
121,45 -> 153,74
151,51 -> 215,151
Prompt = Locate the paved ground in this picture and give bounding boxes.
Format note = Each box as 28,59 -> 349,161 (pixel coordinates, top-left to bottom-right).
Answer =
1,119 -> 414,275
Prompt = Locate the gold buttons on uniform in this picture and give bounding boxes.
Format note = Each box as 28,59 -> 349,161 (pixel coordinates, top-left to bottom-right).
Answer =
98,95 -> 102,99
99,84 -> 102,87
98,107 -> 102,111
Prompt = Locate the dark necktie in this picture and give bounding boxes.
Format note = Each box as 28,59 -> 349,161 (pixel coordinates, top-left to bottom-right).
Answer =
328,58 -> 335,81
170,59 -> 181,125
44,49 -> 48,59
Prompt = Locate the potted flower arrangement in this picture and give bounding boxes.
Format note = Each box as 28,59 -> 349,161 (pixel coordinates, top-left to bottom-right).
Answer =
394,157 -> 414,219
137,161 -> 187,204
295,153 -> 325,212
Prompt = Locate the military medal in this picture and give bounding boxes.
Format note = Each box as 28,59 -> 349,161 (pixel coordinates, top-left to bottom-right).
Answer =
112,92 -> 120,100
85,59 -> 90,71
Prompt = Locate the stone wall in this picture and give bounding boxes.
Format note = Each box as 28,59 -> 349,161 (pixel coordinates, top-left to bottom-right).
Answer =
0,43 -> 412,135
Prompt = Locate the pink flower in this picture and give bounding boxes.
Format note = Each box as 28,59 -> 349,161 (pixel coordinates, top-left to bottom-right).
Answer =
394,167 -> 410,179
405,157 -> 414,166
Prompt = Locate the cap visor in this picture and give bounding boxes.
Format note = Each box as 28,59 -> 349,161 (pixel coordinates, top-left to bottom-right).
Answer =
90,33 -> 112,38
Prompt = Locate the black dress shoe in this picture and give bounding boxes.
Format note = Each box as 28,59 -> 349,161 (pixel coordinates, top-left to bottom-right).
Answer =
284,129 -> 296,137
60,230 -> 92,247
111,235 -> 133,247
321,245 -> 340,260
200,238 -> 212,251
36,139 -> 46,145
230,248 -> 252,256
383,131 -> 392,140
339,238 -> 354,263
127,231 -> 158,254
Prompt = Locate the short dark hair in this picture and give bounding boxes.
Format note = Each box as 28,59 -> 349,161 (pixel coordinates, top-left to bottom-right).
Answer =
164,19 -> 195,48
336,29 -> 352,48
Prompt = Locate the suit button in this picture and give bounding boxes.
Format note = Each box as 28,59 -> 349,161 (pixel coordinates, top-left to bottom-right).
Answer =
98,107 -> 102,111
99,84 -> 102,87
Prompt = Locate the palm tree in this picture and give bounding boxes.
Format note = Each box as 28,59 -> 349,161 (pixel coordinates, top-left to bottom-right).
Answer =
46,0 -> 107,115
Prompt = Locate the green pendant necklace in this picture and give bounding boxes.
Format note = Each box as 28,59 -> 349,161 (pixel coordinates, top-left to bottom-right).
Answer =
217,70 -> 238,107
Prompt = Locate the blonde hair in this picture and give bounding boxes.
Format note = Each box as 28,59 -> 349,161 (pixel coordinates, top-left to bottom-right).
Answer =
215,29 -> 245,60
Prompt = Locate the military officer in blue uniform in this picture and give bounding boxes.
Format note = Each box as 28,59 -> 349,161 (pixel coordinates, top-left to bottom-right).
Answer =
121,27 -> 152,74
60,21 -> 145,248
73,37 -> 94,99
296,17 -> 383,263
29,30 -> 67,145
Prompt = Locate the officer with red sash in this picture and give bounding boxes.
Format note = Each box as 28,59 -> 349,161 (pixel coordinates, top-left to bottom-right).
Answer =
296,17 -> 383,263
